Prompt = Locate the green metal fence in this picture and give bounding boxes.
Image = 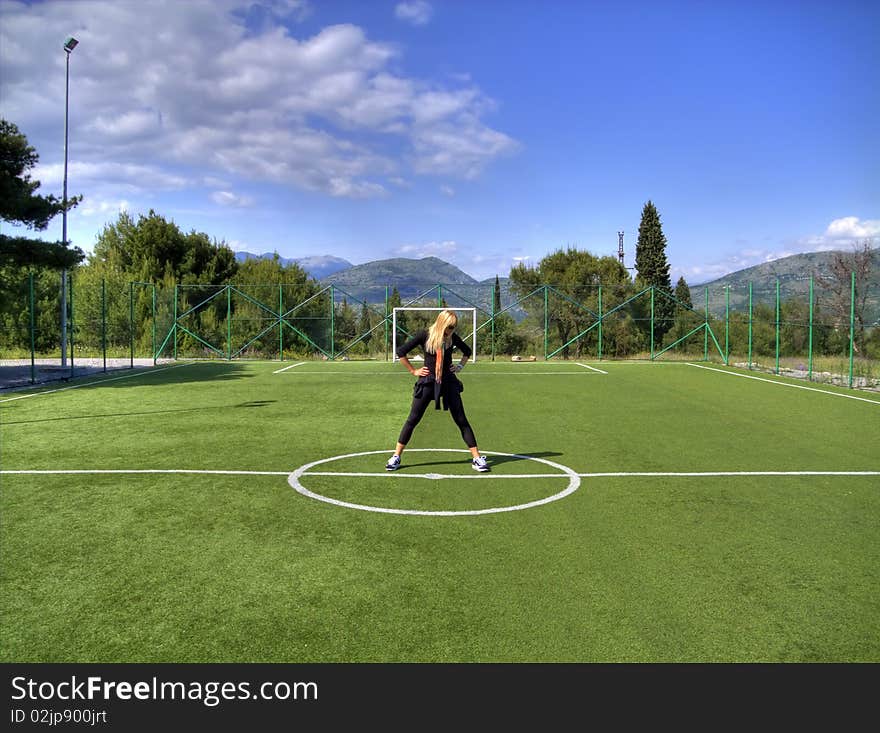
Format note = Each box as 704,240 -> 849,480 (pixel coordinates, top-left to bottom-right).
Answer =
2,273 -> 878,390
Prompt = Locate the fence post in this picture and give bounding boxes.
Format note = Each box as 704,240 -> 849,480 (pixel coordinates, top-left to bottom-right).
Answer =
129,281 -> 134,368
152,284 -> 157,365
330,285 -> 335,360
173,284 -> 178,360
69,274 -> 75,379
775,279 -> 780,375
703,286 -> 708,361
227,284 -> 232,361
849,271 -> 855,388
748,282 -> 753,369
543,285 -> 549,360
101,278 -> 106,372
29,272 -> 36,384
725,285 -> 730,364
598,285 -> 603,361
808,277 -> 814,381
650,286 -> 655,360
384,285 -> 389,361
490,283 -> 496,362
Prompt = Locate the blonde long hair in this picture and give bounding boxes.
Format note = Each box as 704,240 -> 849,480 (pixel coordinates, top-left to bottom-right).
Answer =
426,310 -> 458,354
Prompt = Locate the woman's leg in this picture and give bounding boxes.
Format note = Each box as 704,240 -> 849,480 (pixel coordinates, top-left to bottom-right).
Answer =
395,390 -> 434,455
443,387 -> 477,451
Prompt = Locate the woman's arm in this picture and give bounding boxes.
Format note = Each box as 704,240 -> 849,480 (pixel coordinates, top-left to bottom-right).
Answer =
397,330 -> 429,377
400,356 -> 429,377
451,333 -> 471,372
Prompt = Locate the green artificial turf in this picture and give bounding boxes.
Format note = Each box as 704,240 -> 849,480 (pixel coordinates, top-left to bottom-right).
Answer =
1,359 -> 878,662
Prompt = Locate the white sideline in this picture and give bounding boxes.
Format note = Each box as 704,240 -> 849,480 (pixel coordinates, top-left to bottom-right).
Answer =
685,362 -> 880,405
2,469 -> 876,478
272,361 -> 306,374
278,371 -> 598,375
0,469 -> 289,475
576,362 -> 608,373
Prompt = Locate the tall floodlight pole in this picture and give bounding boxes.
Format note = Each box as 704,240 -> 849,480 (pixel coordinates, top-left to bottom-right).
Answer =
60,36 -> 78,367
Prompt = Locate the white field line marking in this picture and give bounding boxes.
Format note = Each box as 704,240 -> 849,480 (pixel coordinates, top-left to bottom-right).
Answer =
576,362 -> 608,374
2,469 -> 876,478
0,361 -> 196,404
0,469 -> 290,475
272,361 -> 306,374
580,471 -> 880,477
685,362 -> 880,405
289,449 -> 580,517
303,471 -> 568,479
280,372 -> 593,376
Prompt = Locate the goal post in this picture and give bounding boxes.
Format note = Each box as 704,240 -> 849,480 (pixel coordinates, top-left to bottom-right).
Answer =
392,307 -> 477,362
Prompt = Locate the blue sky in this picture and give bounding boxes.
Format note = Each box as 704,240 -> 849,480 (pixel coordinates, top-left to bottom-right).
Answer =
1,0 -> 877,283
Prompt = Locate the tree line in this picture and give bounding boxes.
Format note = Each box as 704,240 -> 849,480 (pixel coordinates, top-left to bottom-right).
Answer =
1,117 -> 875,361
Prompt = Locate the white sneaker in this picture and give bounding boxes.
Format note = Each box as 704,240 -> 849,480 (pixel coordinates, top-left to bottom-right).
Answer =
386,455 -> 401,471
471,455 -> 490,472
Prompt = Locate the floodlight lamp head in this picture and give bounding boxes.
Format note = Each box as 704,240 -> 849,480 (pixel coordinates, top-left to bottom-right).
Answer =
64,36 -> 79,53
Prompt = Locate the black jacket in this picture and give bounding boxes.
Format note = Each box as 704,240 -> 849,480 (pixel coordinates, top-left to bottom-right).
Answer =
396,329 -> 471,409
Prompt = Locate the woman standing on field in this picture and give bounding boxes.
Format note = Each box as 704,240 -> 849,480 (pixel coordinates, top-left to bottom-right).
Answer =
386,309 -> 489,473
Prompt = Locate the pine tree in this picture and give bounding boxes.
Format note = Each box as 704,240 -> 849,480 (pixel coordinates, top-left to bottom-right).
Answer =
635,200 -> 675,339
674,276 -> 692,309
670,275 -> 697,347
493,275 -> 502,314
0,119 -> 84,269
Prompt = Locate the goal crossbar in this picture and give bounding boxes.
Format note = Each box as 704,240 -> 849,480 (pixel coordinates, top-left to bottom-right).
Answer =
392,307 -> 477,362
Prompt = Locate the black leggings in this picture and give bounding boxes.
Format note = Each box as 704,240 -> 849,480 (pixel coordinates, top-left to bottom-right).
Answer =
398,383 -> 477,448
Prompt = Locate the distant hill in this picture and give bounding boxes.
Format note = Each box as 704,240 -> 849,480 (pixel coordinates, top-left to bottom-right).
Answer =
321,256 -> 476,301
691,249 -> 880,322
234,251 -> 352,279
322,256 -> 477,287
317,256 -> 527,316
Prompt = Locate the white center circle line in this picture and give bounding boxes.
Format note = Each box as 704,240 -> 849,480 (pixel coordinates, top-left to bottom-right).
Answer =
288,449 -> 581,517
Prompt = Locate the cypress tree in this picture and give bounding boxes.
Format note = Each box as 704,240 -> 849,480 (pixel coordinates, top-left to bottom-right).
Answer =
674,276 -> 692,309
635,200 -> 675,339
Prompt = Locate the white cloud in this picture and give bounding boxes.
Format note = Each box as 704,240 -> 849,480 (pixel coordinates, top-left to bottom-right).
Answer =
211,191 -> 255,207
395,240 -> 458,258
675,214 -> 879,284
825,216 -> 880,239
440,185 -> 455,197
78,197 -> 130,218
89,110 -> 162,140
33,161 -> 190,191
326,178 -> 388,199
255,0 -> 311,23
412,121 -> 520,179
226,239 -> 261,254
0,2 -> 517,203
395,1 -> 433,26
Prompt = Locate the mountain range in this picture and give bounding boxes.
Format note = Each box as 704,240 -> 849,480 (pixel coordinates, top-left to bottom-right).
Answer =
694,249 -> 880,321
234,251 -> 352,280
322,255 -> 504,307
235,249 -> 879,322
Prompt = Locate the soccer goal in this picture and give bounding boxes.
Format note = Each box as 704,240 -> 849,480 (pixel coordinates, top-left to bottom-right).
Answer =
392,307 -> 477,362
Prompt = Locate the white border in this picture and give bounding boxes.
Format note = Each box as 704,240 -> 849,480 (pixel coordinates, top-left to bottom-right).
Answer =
686,362 -> 880,405
288,449 -> 580,517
